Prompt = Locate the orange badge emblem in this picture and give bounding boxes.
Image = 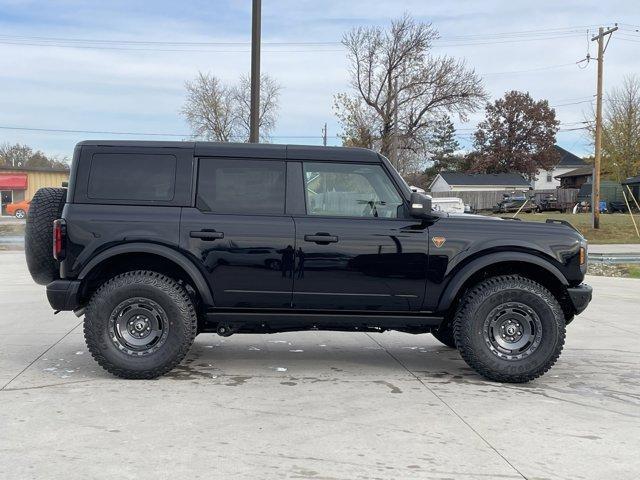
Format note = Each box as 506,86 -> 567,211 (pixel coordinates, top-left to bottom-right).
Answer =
432,236 -> 446,248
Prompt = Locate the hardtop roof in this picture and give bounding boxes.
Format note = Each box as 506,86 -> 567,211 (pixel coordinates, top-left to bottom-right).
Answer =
76,141 -> 381,162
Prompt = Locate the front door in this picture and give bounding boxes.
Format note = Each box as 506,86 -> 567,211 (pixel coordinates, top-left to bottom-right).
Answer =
181,157 -> 295,308
292,161 -> 428,311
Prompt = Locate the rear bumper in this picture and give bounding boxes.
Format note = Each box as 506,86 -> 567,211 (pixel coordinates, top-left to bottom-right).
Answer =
46,279 -> 82,311
567,283 -> 592,315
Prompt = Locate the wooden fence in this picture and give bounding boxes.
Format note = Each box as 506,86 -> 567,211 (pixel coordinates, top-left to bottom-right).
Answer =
430,188 -> 580,212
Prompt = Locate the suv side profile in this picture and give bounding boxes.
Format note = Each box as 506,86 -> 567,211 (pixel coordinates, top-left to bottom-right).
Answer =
25,141 -> 592,382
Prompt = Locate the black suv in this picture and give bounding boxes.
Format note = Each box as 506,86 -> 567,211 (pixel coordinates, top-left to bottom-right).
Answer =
25,141 -> 592,382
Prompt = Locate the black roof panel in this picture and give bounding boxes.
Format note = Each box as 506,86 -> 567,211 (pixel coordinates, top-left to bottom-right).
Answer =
196,142 -> 285,158
286,145 -> 380,162
76,141 -> 380,162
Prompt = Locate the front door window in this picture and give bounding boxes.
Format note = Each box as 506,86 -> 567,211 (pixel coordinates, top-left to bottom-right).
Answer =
303,163 -> 404,218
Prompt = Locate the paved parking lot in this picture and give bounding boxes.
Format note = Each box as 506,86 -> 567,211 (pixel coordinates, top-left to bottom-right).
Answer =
1,250 -> 639,479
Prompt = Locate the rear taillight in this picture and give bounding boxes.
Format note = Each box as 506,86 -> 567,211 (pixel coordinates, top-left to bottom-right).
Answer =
53,219 -> 66,261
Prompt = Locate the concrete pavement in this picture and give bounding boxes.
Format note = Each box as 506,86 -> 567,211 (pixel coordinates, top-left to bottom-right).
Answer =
0,251 -> 639,479
588,243 -> 640,254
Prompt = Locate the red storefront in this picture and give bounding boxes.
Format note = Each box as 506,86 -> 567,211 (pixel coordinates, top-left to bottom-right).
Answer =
0,173 -> 28,215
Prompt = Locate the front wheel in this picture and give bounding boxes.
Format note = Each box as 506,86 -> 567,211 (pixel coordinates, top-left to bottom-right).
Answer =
15,209 -> 26,219
84,271 -> 197,379
453,275 -> 565,383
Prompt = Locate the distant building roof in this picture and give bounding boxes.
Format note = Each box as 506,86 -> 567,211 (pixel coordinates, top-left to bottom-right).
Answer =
554,145 -> 587,167
554,166 -> 592,179
435,172 -> 530,187
622,175 -> 640,185
0,165 -> 70,173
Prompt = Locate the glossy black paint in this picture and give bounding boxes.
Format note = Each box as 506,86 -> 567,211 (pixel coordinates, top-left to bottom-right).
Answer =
291,216 -> 428,311
51,141 -> 591,331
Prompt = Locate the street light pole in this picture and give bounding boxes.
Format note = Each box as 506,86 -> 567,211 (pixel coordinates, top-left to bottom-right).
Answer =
249,0 -> 261,143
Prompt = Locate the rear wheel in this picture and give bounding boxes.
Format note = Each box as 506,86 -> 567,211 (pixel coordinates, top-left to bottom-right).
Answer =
84,271 -> 197,379
15,209 -> 26,219
453,275 -> 565,383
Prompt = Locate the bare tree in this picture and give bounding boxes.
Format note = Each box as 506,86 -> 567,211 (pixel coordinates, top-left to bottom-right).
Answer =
592,75 -> 640,179
235,74 -> 281,142
334,14 -> 485,175
0,142 -> 69,169
182,72 -> 237,142
181,72 -> 281,142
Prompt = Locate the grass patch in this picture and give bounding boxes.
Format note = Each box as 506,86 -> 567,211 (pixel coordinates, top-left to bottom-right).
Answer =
626,265 -> 640,279
490,212 -> 640,244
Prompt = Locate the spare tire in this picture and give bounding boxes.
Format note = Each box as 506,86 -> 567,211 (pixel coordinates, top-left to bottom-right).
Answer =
25,187 -> 67,285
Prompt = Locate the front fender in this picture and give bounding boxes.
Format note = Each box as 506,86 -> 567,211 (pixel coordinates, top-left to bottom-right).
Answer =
434,251 -> 568,313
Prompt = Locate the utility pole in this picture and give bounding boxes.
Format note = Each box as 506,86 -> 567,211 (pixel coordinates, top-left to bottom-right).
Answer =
590,25 -> 617,229
390,78 -> 399,169
249,0 -> 261,143
322,123 -> 327,146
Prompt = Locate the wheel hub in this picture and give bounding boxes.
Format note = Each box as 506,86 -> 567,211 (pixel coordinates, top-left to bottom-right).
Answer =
108,298 -> 169,356
483,302 -> 543,361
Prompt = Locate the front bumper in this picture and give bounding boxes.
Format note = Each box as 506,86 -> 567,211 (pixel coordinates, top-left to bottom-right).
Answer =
46,279 -> 82,311
567,283 -> 593,315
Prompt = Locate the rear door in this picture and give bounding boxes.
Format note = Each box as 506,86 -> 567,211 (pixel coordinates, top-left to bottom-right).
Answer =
290,160 -> 429,311
180,157 -> 295,308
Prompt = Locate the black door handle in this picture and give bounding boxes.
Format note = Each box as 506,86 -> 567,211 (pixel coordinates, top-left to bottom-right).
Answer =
190,230 -> 224,240
304,233 -> 338,244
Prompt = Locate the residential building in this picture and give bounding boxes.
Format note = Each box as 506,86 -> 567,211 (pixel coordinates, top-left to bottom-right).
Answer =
532,146 -> 588,190
555,166 -> 592,189
429,172 -> 531,192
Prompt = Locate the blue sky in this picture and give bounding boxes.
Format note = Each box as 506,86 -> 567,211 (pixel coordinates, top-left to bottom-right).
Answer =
0,0 -> 638,159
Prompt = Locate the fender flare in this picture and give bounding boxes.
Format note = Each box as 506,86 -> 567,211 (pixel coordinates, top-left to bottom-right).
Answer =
436,251 -> 568,312
78,242 -> 214,306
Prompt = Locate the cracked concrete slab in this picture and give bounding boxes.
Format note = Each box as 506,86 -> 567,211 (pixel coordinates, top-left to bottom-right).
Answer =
1,251 -> 639,479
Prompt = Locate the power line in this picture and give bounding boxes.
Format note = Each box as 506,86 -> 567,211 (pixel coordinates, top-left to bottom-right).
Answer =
0,26 -> 599,53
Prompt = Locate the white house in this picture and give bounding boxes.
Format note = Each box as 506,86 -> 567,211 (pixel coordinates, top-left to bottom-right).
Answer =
429,172 -> 531,192
532,146 -> 587,190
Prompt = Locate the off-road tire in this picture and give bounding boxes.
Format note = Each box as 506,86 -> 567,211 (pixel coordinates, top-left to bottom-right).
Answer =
84,271 -> 198,379
25,187 -> 67,285
432,325 -> 456,348
453,275 -> 565,383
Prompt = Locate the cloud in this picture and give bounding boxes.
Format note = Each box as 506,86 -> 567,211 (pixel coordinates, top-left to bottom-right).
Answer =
0,0 -> 637,156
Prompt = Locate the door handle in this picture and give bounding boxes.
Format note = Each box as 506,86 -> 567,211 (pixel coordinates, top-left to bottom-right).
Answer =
190,230 -> 224,240
304,233 -> 338,244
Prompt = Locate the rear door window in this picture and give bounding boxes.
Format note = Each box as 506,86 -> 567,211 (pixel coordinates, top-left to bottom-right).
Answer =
88,153 -> 176,201
197,158 -> 285,215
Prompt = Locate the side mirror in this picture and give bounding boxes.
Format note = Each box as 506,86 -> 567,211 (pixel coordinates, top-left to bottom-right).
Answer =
409,192 -> 433,219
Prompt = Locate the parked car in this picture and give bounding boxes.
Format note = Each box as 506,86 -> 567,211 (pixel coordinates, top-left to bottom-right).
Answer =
493,194 -> 537,213
536,194 -> 564,213
5,199 -> 30,218
24,141 -> 591,383
431,196 -> 465,214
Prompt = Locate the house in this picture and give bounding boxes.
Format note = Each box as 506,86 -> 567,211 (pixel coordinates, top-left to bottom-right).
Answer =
555,165 -> 592,189
0,165 -> 69,216
622,175 -> 640,205
429,172 -> 531,192
532,145 -> 588,190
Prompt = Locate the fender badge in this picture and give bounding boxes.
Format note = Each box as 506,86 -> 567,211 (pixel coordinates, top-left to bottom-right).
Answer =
432,236 -> 446,248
